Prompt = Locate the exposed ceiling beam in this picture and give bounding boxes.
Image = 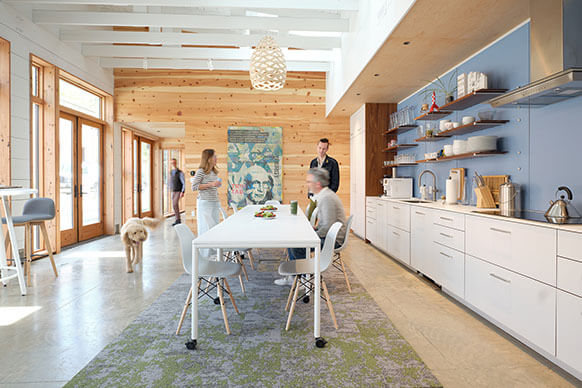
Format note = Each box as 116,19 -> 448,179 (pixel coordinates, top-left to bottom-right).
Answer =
60,30 -> 342,49
99,58 -> 329,71
33,10 -> 350,32
83,45 -> 333,61
8,0 -> 358,12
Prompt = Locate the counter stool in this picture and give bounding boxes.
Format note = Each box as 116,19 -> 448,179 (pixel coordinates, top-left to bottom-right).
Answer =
3,198 -> 58,286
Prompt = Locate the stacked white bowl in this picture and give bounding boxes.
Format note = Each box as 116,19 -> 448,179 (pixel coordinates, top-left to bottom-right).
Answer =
452,139 -> 467,155
467,135 -> 497,152
443,144 -> 454,156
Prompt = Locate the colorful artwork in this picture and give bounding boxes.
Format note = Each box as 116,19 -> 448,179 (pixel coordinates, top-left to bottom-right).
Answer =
227,126 -> 283,207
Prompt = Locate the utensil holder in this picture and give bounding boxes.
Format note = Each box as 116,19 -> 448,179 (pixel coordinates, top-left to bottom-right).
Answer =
474,186 -> 496,208
482,175 -> 509,205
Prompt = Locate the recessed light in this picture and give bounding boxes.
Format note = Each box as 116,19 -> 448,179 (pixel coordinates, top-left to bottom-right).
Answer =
374,73 -> 380,77
403,41 -> 411,45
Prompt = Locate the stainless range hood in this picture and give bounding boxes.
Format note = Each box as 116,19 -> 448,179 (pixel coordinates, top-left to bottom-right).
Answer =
490,0 -> 582,108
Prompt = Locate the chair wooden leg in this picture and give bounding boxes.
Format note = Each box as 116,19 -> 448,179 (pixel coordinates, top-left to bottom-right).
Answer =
25,223 -> 32,286
39,222 -> 58,278
217,278 -> 231,335
285,276 -> 301,331
322,279 -> 338,330
238,274 -> 246,294
236,252 -> 249,281
285,275 -> 298,311
338,255 -> 352,293
176,286 -> 193,335
223,278 -> 240,314
247,250 -> 256,270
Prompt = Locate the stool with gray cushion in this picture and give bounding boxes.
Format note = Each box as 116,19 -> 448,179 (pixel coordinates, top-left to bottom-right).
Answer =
2,198 -> 58,286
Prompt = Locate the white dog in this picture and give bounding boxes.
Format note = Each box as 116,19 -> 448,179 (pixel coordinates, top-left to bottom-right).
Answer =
120,217 -> 160,273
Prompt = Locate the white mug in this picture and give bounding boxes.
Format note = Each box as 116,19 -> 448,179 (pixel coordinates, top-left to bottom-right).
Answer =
462,116 -> 475,125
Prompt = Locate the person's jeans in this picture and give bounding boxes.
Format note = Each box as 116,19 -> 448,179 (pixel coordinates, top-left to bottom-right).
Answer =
171,191 -> 181,222
287,237 -> 340,261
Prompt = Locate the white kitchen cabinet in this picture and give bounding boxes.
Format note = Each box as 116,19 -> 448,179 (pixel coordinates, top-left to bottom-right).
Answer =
557,290 -> 582,374
410,206 -> 436,279
557,256 -> 582,297
466,215 -> 556,285
558,230 -> 582,262
466,255 -> 556,355
366,218 -> 377,246
387,224 -> 410,265
434,242 -> 464,298
433,209 -> 465,231
376,200 -> 387,252
433,223 -> 465,253
387,202 -> 410,232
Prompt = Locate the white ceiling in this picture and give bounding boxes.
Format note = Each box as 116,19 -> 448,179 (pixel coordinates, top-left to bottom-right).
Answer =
7,0 -> 357,71
124,121 -> 185,138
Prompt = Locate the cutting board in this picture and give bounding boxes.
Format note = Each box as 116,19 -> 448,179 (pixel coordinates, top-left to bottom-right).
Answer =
449,168 -> 465,201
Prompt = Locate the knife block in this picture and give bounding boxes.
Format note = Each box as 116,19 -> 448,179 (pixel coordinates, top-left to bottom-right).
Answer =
475,186 -> 496,208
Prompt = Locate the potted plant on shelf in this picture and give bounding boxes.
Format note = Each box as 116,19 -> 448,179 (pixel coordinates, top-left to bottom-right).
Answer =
420,71 -> 457,105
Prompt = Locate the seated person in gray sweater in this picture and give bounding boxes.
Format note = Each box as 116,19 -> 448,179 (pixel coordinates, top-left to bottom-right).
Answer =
274,167 -> 347,286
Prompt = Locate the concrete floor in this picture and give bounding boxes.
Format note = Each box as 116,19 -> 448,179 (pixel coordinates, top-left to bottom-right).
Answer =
0,220 -> 579,387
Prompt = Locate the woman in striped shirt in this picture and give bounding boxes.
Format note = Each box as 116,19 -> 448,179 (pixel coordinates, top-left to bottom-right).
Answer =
191,149 -> 221,256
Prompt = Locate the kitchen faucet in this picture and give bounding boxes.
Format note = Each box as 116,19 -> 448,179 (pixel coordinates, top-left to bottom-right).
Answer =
418,170 -> 438,201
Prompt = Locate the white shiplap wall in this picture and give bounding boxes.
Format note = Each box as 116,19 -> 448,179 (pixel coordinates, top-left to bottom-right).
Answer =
1,2 -> 114,246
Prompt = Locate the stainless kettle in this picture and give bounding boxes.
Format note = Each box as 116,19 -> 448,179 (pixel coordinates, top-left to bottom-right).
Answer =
545,186 -> 577,219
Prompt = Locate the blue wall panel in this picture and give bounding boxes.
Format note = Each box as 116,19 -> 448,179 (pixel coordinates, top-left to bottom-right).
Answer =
395,23 -> 582,212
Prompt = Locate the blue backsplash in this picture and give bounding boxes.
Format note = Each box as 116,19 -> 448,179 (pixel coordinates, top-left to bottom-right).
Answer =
396,23 -> 582,212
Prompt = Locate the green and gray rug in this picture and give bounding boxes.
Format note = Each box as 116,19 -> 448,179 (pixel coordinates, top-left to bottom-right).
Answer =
66,253 -> 441,387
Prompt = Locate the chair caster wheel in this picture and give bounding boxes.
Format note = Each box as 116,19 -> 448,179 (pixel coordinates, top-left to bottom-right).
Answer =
185,340 -> 197,350
302,296 -> 310,303
315,337 -> 327,348
214,297 -> 220,305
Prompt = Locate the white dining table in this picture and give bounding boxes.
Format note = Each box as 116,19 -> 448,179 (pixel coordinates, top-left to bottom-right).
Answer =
0,187 -> 37,295
188,204 -> 325,349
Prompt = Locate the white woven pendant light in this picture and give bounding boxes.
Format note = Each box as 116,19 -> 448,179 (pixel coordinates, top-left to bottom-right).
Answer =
249,36 -> 287,91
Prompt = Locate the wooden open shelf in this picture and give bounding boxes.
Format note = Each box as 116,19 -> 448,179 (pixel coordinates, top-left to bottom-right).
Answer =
383,144 -> 419,152
385,124 -> 418,135
414,120 -> 509,142
383,163 -> 418,168
416,150 -> 507,163
414,110 -> 453,121
439,89 -> 508,111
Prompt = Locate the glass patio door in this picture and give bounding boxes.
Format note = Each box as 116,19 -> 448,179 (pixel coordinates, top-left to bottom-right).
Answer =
59,113 -> 104,246
132,136 -> 153,218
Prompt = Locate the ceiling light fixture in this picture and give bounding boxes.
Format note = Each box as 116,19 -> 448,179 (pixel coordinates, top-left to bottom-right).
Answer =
249,36 -> 287,91
207,58 -> 214,71
142,57 -> 148,70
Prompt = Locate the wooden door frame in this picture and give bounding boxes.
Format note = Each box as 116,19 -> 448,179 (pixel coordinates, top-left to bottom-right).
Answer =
77,117 -> 105,241
136,136 -> 154,218
59,112 -> 79,247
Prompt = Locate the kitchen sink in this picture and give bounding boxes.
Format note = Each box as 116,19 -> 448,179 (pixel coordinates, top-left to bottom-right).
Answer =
401,199 -> 432,203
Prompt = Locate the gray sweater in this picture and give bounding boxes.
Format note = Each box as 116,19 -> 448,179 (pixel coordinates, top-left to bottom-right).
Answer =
313,187 -> 346,243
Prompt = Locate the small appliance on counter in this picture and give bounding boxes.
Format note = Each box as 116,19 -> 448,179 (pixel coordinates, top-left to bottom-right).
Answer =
544,186 -> 581,222
383,178 -> 413,198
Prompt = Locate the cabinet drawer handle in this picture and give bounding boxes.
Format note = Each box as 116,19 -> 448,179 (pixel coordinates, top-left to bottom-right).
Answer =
415,211 -> 425,215
490,227 -> 511,234
440,216 -> 453,222
392,231 -> 400,236
439,251 -> 452,259
439,232 -> 453,238
489,273 -> 511,283
393,206 -> 400,210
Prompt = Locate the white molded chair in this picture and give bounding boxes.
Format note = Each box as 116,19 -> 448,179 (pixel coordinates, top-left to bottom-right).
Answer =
309,207 -> 319,227
264,200 -> 280,206
228,204 -> 257,270
278,222 -> 343,331
333,215 -> 354,293
174,224 -> 242,335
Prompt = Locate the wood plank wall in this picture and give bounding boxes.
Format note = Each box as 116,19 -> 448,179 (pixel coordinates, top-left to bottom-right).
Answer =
114,70 -> 351,220
0,37 -> 9,186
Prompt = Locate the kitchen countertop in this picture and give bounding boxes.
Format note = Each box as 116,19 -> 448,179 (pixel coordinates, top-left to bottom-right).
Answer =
375,196 -> 582,234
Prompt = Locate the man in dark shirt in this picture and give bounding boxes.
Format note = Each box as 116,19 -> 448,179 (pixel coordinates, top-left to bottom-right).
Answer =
309,138 -> 339,196
169,158 -> 185,225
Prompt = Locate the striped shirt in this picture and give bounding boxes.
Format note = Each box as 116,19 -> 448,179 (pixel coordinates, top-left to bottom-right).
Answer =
191,168 -> 219,201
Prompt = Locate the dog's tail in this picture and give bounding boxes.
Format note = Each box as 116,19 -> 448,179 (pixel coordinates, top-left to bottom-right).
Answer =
141,217 -> 161,229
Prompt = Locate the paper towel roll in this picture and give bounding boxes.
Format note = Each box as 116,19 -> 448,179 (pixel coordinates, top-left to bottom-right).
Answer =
446,178 -> 458,204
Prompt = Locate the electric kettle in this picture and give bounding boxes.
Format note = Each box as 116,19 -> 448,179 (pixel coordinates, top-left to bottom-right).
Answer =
544,186 -> 581,219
